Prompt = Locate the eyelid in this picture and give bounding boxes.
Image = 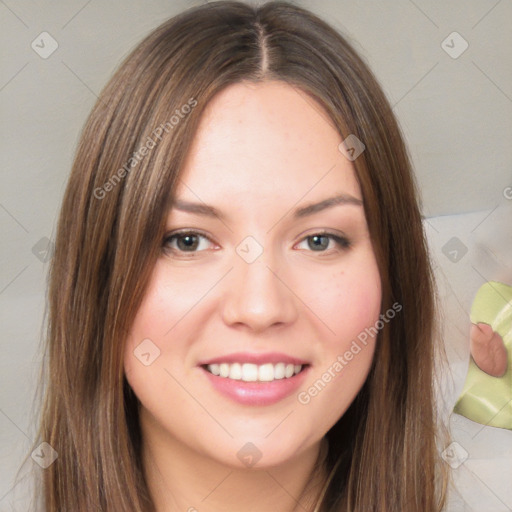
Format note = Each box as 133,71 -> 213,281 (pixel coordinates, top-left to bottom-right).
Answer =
295,227 -> 350,242
165,228 -> 212,239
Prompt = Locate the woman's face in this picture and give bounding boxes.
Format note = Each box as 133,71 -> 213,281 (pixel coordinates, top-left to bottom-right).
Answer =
124,81 -> 382,469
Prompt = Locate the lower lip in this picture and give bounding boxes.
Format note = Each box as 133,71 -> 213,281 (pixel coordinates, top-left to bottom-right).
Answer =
200,365 -> 311,406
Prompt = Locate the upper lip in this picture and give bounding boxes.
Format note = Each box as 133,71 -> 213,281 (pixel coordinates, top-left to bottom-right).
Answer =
198,352 -> 310,366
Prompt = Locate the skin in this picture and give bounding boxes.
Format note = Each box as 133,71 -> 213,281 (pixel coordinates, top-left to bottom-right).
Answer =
123,81 -> 382,512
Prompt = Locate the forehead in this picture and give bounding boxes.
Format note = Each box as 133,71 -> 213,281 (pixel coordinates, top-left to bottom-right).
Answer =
174,81 -> 361,209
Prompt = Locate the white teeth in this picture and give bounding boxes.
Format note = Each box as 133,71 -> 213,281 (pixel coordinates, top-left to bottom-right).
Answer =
205,362 -> 304,381
274,362 -> 285,379
229,362 -> 242,380
242,363 -> 258,382
258,363 -> 274,382
219,363 -> 230,378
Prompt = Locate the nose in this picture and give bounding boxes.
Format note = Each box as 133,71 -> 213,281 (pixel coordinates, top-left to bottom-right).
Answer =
221,251 -> 298,332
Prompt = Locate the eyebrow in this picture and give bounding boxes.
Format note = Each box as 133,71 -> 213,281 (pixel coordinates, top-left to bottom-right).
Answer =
293,194 -> 363,217
171,193 -> 363,221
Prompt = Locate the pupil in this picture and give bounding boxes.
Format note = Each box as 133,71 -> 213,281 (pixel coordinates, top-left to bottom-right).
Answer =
310,235 -> 328,251
178,234 -> 198,251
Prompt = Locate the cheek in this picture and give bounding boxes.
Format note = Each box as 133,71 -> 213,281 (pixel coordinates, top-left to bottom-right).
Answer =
122,268 -> 183,396
296,256 -> 381,425
124,260 -> 218,349
306,251 -> 382,346
339,267 -> 382,338
122,259 -> 224,399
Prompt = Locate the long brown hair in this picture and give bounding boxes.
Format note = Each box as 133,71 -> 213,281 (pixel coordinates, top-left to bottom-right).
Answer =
21,1 -> 449,510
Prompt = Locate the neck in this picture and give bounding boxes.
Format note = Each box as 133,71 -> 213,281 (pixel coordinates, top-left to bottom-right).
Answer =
140,409 -> 330,512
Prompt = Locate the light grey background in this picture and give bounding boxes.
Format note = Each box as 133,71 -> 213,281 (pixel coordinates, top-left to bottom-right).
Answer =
1,0 -> 511,510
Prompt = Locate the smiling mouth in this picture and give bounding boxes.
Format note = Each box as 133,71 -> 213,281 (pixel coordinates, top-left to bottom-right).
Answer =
202,362 -> 309,382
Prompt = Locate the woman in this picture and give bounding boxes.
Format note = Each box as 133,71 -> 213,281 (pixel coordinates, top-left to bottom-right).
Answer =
27,1 -> 449,510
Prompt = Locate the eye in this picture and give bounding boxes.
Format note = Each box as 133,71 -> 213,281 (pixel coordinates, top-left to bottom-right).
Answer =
162,230 -> 214,254
162,229 -> 351,257
295,231 -> 351,253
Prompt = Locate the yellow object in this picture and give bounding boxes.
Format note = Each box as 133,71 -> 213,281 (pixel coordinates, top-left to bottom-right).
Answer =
453,281 -> 512,430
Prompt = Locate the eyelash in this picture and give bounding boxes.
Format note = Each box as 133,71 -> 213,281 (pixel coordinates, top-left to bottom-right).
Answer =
162,229 -> 351,257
